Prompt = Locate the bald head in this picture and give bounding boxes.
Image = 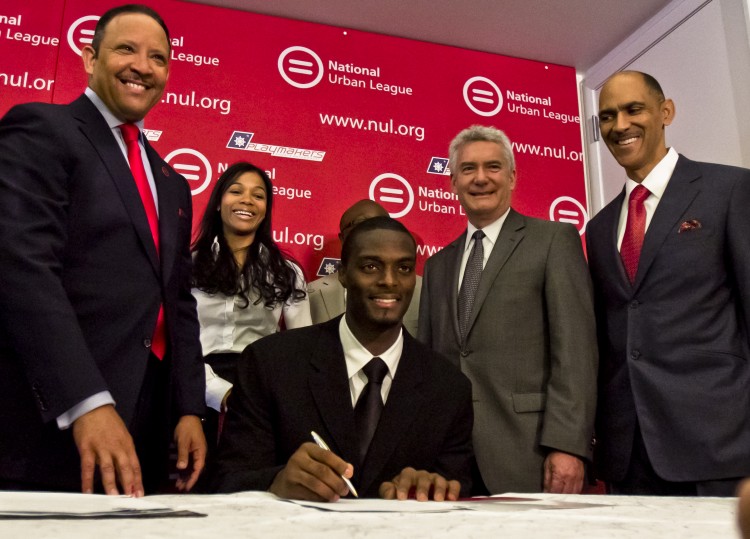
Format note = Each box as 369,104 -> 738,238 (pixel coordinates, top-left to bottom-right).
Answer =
338,199 -> 389,242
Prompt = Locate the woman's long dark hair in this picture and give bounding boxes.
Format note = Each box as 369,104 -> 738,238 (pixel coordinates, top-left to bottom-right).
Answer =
191,161 -> 306,308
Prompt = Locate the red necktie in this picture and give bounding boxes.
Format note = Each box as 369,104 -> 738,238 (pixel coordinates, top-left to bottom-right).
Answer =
120,123 -> 167,359
620,185 -> 650,284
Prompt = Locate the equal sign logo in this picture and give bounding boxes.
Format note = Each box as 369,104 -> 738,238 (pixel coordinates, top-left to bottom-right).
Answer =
67,15 -> 99,56
369,173 -> 414,219
462,76 -> 503,117
549,196 -> 589,235
277,46 -> 324,89
163,148 -> 213,196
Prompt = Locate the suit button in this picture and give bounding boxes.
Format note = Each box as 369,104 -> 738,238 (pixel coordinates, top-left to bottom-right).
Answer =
460,350 -> 470,357
630,300 -> 640,309
143,338 -> 152,348
630,350 -> 640,360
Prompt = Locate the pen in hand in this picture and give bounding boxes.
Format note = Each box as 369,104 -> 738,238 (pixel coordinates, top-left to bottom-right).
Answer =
310,430 -> 359,498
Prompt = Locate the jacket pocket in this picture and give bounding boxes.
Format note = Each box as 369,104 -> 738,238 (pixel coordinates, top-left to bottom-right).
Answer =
512,392 -> 546,413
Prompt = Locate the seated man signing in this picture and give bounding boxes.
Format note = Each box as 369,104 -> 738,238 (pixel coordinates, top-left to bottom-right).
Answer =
213,216 -> 473,501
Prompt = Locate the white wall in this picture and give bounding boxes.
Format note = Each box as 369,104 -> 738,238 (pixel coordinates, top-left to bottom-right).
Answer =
580,0 -> 750,214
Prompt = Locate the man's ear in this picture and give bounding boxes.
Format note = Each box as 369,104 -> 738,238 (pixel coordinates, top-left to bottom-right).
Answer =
661,98 -> 675,127
81,45 -> 96,76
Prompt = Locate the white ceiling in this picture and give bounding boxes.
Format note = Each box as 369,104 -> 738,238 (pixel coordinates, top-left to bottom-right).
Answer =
185,0 -> 674,71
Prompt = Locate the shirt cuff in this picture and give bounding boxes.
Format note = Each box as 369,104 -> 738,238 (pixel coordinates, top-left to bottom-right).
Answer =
56,391 -> 115,430
205,363 -> 233,412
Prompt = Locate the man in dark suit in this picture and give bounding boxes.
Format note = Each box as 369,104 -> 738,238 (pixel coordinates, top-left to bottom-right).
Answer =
308,199 -> 422,336
587,71 -> 750,496
419,125 -> 598,494
214,216 -> 473,501
0,5 -> 205,495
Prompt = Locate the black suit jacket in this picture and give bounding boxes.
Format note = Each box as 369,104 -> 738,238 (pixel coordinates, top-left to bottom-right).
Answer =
0,95 -> 204,489
586,154 -> 750,482
213,317 -> 474,497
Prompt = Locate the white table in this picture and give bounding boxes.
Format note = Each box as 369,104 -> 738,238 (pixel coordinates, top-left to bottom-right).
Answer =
0,491 -> 740,538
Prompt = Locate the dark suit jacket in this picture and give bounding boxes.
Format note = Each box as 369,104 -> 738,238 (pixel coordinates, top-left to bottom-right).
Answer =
213,317 -> 474,497
0,95 -> 205,489
419,209 -> 598,493
586,155 -> 750,483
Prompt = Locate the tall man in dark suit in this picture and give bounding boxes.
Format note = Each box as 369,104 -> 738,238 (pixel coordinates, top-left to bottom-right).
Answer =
419,125 -> 598,494
587,71 -> 750,496
215,216 -> 473,501
0,4 -> 206,496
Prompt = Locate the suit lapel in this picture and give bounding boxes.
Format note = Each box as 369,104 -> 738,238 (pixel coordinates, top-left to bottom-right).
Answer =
444,234 -> 465,344
464,209 -> 525,338
148,143 -> 178,285
308,319 -> 359,465
634,156 -> 701,290
358,333 -> 424,494
70,95 -> 160,276
321,277 -> 346,319
599,189 -> 633,292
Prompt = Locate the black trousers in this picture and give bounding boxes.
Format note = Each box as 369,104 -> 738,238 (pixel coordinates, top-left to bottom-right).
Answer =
609,422 -> 741,497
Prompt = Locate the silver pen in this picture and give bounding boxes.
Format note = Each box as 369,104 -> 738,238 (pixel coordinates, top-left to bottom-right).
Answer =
310,430 -> 359,498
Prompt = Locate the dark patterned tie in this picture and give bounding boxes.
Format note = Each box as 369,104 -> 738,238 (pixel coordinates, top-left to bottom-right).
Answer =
458,230 -> 485,339
620,185 -> 650,284
354,357 -> 389,463
119,123 -> 166,359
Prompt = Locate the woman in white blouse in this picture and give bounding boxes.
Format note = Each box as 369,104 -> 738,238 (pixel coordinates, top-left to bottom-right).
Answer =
191,162 -> 311,425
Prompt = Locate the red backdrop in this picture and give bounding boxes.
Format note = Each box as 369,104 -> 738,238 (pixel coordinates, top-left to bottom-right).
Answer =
0,0 -> 588,278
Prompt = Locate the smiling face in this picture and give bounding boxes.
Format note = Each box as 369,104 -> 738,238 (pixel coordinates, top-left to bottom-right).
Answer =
451,140 -> 516,229
82,12 -> 169,122
220,171 -> 267,244
598,72 -> 675,182
339,228 -> 416,336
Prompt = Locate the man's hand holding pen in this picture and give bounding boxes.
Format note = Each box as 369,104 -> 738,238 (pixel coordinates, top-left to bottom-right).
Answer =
269,442 -> 355,502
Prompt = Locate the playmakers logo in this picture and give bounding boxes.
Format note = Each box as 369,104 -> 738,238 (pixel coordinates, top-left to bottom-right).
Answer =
227,131 -> 325,162
277,45 -> 413,96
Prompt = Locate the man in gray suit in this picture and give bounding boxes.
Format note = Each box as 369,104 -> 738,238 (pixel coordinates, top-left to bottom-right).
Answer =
308,199 -> 421,336
419,125 -> 597,494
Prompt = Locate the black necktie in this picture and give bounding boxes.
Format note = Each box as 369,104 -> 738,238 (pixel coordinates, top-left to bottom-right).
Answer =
354,357 -> 389,463
458,230 -> 485,339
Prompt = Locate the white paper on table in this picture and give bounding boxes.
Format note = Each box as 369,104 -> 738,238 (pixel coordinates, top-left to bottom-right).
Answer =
288,498 -> 468,513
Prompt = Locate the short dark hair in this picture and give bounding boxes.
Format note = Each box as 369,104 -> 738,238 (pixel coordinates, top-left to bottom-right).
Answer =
91,4 -> 170,55
340,216 -> 416,266
620,70 -> 665,101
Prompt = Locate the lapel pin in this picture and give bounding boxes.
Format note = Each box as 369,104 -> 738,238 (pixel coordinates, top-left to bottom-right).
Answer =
162,166 -> 170,177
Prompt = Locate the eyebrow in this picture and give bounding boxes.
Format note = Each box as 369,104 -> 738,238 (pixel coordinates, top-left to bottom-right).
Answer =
598,100 -> 644,115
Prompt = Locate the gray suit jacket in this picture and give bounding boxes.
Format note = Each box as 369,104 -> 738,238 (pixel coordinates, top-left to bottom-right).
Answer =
419,209 -> 598,493
586,155 -> 750,482
308,273 -> 422,337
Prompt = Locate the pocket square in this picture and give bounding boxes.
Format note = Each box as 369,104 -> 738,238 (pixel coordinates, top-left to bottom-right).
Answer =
678,219 -> 702,233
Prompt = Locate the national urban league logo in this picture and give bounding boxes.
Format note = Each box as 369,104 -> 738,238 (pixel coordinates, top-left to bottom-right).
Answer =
278,46 -> 324,89
549,196 -> 589,236
163,148 -> 212,196
67,15 -> 99,56
369,173 -> 414,219
463,76 -> 503,117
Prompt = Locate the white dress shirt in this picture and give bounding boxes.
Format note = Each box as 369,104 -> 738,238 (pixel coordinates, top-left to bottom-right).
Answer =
339,316 -> 403,407
617,147 -> 679,250
457,208 -> 510,292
